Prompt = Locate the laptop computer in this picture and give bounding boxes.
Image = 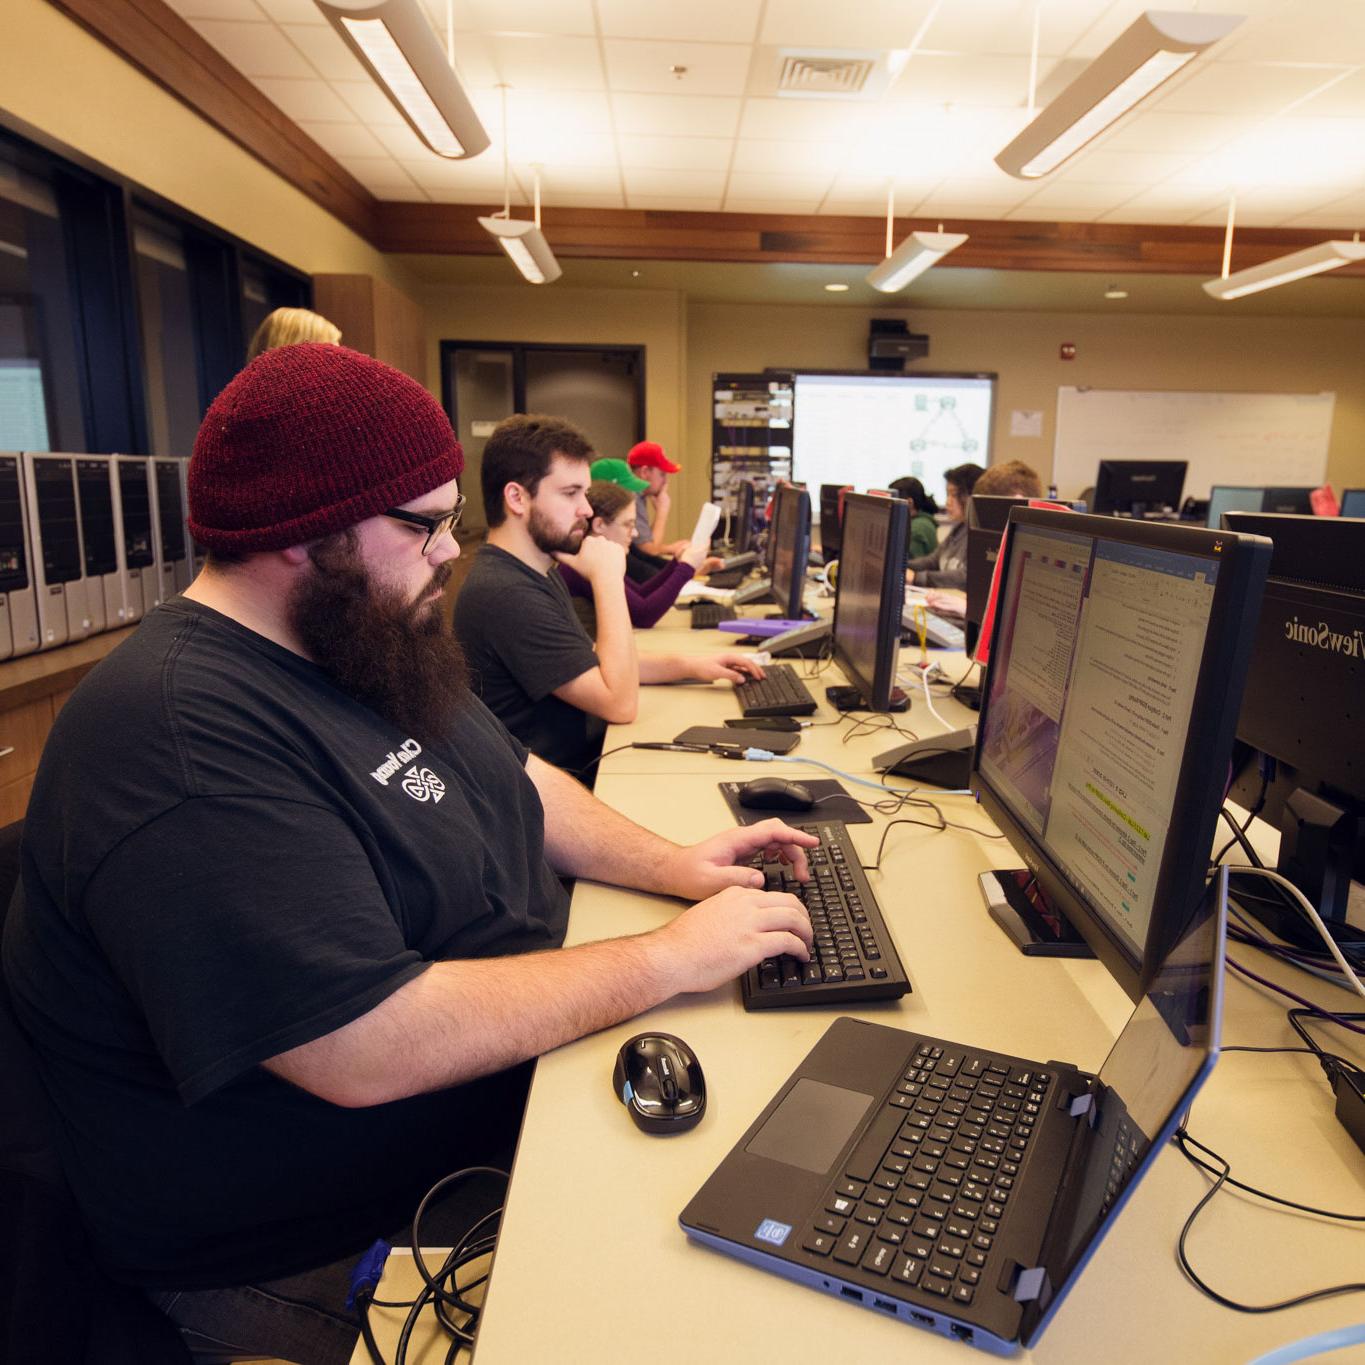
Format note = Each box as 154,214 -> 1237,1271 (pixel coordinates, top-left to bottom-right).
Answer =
680,871 -> 1226,1355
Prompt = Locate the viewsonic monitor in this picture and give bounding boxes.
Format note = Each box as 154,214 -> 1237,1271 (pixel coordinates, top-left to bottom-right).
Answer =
831,493 -> 908,712
0,454 -> 39,658
1206,485 -> 1265,528
1221,511 -> 1365,948
972,507 -> 1270,1000
1340,488 -> 1365,518
770,484 -> 812,620
1091,460 -> 1186,518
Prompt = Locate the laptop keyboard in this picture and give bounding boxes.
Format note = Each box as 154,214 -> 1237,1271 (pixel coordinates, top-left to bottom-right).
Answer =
799,1044 -> 1052,1305
734,662 -> 818,717
742,821 -> 909,1009
691,602 -> 738,629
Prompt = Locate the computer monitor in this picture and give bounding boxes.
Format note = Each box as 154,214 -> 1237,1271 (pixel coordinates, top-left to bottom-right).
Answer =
732,478 -> 757,553
1261,486 -> 1314,515
1091,460 -> 1187,518
972,507 -> 1270,1000
1206,485 -> 1265,528
818,482 -> 850,563
1221,511 -> 1365,947
831,492 -> 908,712
1340,488 -> 1365,518
769,484 -> 811,620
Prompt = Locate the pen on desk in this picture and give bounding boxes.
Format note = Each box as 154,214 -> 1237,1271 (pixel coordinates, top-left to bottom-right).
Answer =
632,742 -> 713,753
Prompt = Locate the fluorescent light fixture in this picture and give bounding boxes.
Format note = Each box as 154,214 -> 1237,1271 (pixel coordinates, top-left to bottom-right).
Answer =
317,0 -> 489,159
866,230 -> 967,293
995,10 -> 1243,180
478,215 -> 562,285
1203,239 -> 1365,300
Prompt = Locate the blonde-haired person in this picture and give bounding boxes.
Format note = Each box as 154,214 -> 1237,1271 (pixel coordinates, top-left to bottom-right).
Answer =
245,307 -> 341,363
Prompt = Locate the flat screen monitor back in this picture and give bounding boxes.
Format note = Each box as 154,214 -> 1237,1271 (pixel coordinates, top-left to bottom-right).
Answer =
770,485 -> 811,619
0,454 -> 39,658
1261,486 -> 1313,515
972,508 -> 1269,999
1206,485 -> 1264,528
1092,460 -> 1187,517
832,492 -> 908,711
1221,510 -> 1365,938
734,479 -> 757,553
818,482 -> 848,562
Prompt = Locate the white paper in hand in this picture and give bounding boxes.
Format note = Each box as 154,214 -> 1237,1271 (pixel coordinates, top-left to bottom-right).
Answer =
690,502 -> 721,554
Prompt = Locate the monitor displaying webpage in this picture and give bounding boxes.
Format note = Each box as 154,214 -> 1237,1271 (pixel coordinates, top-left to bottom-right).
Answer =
978,524 -> 1219,956
792,373 -> 994,514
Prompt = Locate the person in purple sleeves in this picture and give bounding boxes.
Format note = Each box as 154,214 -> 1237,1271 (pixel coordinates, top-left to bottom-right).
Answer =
559,480 -> 707,628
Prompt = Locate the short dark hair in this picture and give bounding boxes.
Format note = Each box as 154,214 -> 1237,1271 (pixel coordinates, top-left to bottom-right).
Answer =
944,462 -> 985,498
585,480 -> 634,524
481,414 -> 594,527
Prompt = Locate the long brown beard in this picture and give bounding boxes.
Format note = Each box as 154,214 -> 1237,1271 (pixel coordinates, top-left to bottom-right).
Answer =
289,530 -> 468,742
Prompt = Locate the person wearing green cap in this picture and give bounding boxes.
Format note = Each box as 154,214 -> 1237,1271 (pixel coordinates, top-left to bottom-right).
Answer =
589,456 -> 648,494
591,455 -> 721,584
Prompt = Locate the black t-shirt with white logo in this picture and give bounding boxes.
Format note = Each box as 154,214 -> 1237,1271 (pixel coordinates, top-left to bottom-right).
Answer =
2,599 -> 569,1288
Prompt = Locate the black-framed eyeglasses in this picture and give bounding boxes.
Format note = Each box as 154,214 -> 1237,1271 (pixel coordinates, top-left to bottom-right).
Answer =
383,495 -> 466,555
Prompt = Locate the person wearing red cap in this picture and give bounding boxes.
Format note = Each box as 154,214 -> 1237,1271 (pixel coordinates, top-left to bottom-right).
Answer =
2,346 -> 816,1365
627,439 -> 692,558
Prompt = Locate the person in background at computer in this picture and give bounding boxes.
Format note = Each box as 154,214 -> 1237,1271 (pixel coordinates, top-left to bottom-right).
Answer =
972,459 -> 1044,499
905,461 -> 984,589
453,414 -> 764,778
559,481 -> 709,630
244,305 -> 341,362
3,345 -> 816,1365
628,440 -> 692,558
887,475 -> 940,560
591,457 -> 721,584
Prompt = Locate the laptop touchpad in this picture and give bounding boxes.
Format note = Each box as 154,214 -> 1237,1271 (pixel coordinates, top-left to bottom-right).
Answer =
745,1078 -> 874,1173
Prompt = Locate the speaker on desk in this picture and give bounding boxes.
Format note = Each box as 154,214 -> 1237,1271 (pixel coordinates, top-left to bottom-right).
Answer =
0,454 -> 40,659
21,453 -> 97,649
110,455 -> 157,621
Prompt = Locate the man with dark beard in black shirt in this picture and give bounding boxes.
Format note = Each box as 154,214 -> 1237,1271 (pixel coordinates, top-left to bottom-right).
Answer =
3,344 -> 815,1365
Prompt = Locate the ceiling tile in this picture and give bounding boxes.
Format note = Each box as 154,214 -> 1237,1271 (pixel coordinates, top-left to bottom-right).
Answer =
925,0 -> 1111,58
723,197 -> 826,213
190,18 -> 316,77
1098,110 -> 1247,153
759,0 -> 938,50
369,184 -> 432,202
438,0 -> 596,35
1218,3 -> 1365,64
331,80 -> 406,126
1054,149 -> 1193,183
281,22 -> 364,81
616,135 -> 733,171
1285,193 -> 1365,228
738,98 -> 872,143
1155,62 -> 1351,115
254,0 -> 322,22
924,176 -> 1039,207
597,0 -> 762,44
729,140 -> 846,175
610,93 -> 742,138
724,172 -> 833,198
487,34 -> 605,90
1096,204 -> 1211,224
623,169 -> 729,196
885,53 -> 1033,109
162,0 -> 266,20
505,131 -> 621,168
252,76 -> 357,122
370,121 -> 437,159
1016,179 -> 1150,208
398,157 -> 509,190
626,194 -> 726,210
297,120 -> 388,158
603,40 -> 753,96
1291,69 -> 1365,118
334,155 -> 422,188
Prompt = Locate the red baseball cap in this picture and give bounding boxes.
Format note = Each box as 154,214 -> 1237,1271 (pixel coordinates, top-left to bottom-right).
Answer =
627,440 -> 681,474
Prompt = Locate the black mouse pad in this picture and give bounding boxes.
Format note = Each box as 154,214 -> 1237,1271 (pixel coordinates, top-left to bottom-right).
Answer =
718,779 -> 871,826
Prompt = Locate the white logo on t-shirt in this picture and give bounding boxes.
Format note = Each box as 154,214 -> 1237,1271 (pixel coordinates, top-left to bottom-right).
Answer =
371,738 -> 422,786
401,766 -> 446,803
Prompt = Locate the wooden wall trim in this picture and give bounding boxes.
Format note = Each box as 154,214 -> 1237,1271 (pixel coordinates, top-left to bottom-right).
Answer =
47,0 -> 380,243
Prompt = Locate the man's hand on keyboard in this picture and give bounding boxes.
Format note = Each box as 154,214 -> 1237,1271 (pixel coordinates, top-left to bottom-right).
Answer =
658,817 -> 817,901
684,652 -> 765,684
653,885 -> 812,994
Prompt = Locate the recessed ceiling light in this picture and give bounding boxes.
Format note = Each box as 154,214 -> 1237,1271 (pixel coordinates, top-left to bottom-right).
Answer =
825,283 -> 850,292
631,270 -> 641,278
1104,285 -> 1129,300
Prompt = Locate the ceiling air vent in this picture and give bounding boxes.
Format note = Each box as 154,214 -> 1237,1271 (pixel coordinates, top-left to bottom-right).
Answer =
776,50 -> 882,99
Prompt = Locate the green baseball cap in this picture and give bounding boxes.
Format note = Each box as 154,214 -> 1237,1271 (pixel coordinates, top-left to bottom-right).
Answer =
590,457 -> 648,493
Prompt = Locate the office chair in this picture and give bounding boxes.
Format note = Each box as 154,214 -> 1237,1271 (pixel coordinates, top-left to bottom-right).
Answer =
0,819 -> 192,1364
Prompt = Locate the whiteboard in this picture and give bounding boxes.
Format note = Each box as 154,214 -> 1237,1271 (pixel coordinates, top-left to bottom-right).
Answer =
1053,388 -> 1334,502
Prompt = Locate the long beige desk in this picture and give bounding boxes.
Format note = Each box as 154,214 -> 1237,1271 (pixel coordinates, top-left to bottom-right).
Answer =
355,763 -> 1365,1362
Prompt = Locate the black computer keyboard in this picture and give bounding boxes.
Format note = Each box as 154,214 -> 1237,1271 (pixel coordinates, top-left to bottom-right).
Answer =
706,568 -> 748,590
734,662 -> 818,717
799,1046 -> 1052,1301
691,602 -> 738,629
741,820 -> 911,1009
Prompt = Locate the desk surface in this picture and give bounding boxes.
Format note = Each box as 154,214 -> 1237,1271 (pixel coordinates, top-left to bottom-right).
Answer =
354,621 -> 1365,1365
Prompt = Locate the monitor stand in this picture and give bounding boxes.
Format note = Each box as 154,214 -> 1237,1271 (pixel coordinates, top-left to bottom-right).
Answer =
978,870 -> 1096,959
825,684 -> 909,713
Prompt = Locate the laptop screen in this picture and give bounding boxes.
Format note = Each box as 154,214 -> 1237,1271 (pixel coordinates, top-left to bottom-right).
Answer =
1023,874 -> 1224,1344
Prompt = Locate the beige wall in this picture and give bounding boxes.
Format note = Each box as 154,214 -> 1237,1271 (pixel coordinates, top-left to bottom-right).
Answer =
686,302 -> 1365,519
4,0 -> 414,292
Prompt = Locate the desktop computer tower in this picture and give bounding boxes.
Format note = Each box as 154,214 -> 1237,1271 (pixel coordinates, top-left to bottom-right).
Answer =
0,454 -> 40,659
150,457 -> 191,597
179,457 -> 205,579
75,455 -> 122,632
22,452 -> 97,649
110,455 -> 158,621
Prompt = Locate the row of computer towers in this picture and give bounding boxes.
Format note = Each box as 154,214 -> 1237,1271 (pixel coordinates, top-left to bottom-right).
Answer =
0,452 -> 203,660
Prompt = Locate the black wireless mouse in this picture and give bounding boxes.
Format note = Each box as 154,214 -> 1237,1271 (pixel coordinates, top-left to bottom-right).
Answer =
612,1033 -> 706,1134
737,776 -> 815,811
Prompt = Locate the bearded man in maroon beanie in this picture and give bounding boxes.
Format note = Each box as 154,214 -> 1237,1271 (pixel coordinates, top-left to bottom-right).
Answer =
2,344 -> 816,1365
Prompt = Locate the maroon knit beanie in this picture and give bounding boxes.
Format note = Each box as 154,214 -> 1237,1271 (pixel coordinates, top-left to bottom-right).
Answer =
188,343 -> 465,553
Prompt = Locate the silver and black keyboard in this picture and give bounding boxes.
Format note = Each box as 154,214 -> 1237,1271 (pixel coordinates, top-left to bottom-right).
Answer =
735,663 -> 818,717
691,602 -> 738,629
